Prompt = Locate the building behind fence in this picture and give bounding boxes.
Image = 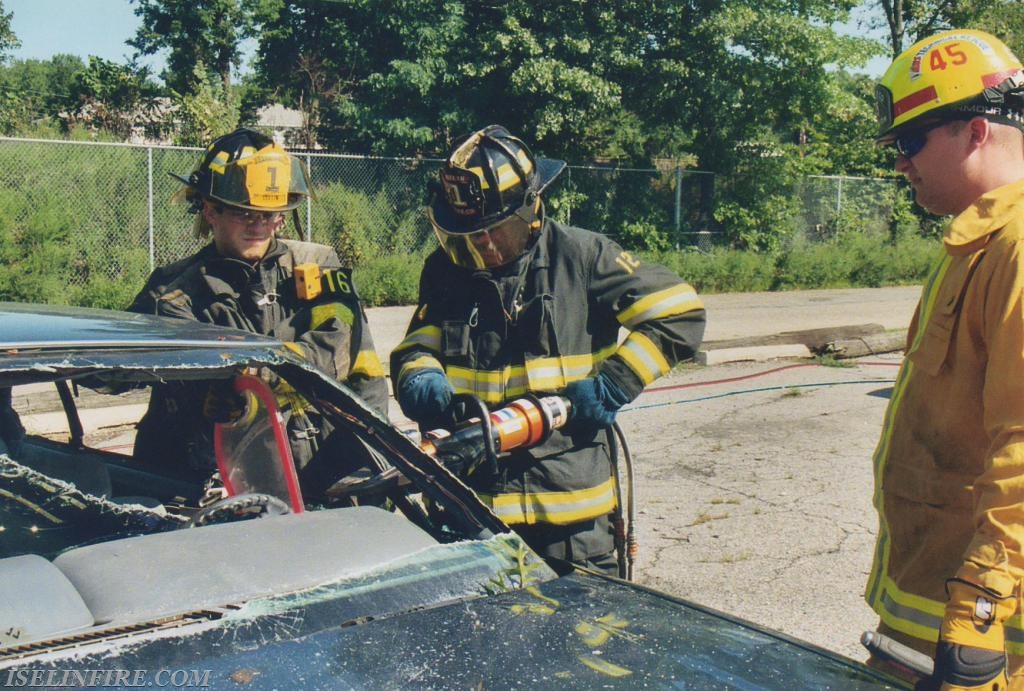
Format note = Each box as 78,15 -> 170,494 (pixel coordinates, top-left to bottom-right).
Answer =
0,137 -> 900,306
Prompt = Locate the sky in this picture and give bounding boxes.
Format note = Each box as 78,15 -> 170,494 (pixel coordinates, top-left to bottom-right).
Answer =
5,0 -> 165,71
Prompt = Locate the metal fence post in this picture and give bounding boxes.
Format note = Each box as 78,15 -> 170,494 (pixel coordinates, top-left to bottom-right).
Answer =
674,165 -> 683,237
305,153 -> 313,242
147,146 -> 155,272
836,175 -> 844,217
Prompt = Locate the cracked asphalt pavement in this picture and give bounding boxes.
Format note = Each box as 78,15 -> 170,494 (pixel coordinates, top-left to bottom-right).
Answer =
616,357 -> 902,661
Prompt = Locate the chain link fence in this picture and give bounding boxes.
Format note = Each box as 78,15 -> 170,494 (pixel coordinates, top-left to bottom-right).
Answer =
798,175 -> 902,242
0,137 -> 900,306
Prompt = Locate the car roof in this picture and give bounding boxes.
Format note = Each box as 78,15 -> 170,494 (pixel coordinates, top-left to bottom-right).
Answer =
0,303 -> 294,376
0,302 -> 278,350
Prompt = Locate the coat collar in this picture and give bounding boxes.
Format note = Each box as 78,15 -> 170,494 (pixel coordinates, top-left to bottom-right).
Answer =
945,179 -> 1024,254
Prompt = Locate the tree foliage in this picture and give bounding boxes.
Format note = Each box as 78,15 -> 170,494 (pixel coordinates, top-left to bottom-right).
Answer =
65,57 -> 164,139
873,0 -> 1024,57
0,55 -> 85,133
6,0 -> 1023,251
0,0 -> 19,64
129,0 -> 250,95
247,0 -> 463,153
173,62 -> 240,145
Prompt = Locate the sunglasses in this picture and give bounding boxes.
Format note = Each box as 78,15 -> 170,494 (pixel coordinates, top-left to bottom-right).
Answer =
892,121 -> 946,159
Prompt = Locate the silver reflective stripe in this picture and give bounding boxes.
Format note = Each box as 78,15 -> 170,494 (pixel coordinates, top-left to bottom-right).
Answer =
619,284 -> 702,329
880,589 -> 942,633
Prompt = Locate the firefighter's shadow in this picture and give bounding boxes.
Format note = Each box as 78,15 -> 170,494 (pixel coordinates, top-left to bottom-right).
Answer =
867,388 -> 893,400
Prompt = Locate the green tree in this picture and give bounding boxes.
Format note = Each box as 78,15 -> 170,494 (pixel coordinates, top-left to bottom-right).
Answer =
0,0 -> 19,64
0,54 -> 85,133
65,57 -> 165,139
246,1 -> 892,248
130,0 -> 249,95
173,62 -> 240,145
249,0 -> 463,154
870,0 -> 1024,57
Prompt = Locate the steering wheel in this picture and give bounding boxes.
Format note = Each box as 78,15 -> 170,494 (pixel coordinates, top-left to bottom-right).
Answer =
191,493 -> 291,527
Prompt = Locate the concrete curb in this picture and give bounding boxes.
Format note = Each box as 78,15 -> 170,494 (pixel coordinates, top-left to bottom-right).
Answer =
696,344 -> 814,366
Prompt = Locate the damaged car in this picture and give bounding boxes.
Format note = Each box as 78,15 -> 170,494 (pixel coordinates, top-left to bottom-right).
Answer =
0,302 -> 906,689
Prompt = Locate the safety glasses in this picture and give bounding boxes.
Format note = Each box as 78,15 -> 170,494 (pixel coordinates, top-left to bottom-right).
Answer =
216,206 -> 284,226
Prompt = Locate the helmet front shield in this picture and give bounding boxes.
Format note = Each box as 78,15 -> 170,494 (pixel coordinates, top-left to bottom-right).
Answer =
428,202 -> 539,270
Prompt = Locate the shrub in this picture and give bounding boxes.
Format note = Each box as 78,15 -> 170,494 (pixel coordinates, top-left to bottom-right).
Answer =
354,253 -> 427,307
647,247 -> 775,293
311,183 -> 433,267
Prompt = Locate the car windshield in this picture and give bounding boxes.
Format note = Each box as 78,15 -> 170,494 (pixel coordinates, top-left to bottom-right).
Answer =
0,323 -> 555,659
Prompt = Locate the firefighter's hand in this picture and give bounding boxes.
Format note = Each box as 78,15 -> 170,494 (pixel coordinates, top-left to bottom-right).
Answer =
915,580 -> 1013,690
202,380 -> 247,423
563,373 -> 630,435
397,370 -> 453,424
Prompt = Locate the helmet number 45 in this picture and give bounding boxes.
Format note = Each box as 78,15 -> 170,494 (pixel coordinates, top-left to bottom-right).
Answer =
930,44 -> 968,71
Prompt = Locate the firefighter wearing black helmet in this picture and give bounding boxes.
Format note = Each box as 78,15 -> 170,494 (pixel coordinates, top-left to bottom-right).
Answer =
128,128 -> 388,499
392,125 -> 706,571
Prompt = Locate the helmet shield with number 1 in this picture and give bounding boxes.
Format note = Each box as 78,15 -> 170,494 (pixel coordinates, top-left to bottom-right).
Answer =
174,128 -> 311,213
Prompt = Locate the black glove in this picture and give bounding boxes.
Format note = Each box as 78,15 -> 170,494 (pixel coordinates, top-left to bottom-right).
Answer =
914,642 -> 1007,690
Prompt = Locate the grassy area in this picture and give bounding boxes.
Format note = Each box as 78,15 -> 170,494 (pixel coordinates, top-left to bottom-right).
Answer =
354,232 -> 937,307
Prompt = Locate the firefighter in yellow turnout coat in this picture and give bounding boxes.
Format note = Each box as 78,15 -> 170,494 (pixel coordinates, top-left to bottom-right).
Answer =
868,30 -> 1024,689
391,126 -> 705,571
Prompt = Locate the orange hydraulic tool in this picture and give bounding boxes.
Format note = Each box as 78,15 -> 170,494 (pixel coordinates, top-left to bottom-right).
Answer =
420,394 -> 571,465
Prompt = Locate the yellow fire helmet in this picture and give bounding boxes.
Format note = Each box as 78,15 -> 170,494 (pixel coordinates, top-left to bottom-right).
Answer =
173,128 -> 311,212
875,29 -> 1024,144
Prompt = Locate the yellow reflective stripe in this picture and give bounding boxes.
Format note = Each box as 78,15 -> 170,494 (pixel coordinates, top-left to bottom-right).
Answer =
351,349 -> 384,378
398,355 -> 445,384
618,283 -> 703,329
524,351 -> 606,391
614,332 -> 670,385
393,325 -> 442,356
478,477 -> 617,525
282,341 -> 305,359
310,303 -> 355,329
865,252 -> 951,613
469,150 -> 532,192
272,379 -> 312,415
868,574 -> 1024,654
871,576 -> 945,641
446,365 -> 524,404
445,350 -> 613,404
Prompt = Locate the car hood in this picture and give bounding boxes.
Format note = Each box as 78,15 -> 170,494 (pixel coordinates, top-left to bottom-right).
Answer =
5,568 -> 899,689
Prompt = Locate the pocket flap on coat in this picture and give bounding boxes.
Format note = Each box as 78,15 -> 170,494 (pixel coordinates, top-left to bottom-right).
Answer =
909,257 -> 975,376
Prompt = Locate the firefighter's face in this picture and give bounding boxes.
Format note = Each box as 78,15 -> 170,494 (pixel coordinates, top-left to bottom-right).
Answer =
204,202 -> 284,262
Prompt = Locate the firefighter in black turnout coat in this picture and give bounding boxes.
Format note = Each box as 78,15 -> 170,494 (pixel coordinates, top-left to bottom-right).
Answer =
129,129 -> 388,500
391,125 -> 706,571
